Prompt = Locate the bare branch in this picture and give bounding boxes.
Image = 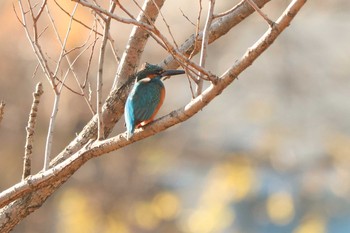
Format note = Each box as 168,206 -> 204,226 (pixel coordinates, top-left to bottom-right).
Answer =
115,0 -> 136,19
179,8 -> 196,26
97,0 -> 117,140
18,0 -> 54,88
83,34 -> 98,89
151,0 -> 179,48
113,0 -> 166,89
22,83 -> 44,180
75,0 -> 213,81
47,4 -> 97,114
246,0 -> 274,26
160,0 -> 271,69
213,4 -> 237,18
0,101 -> 5,126
42,3 -> 79,171
196,0 -> 215,96
34,0 -> 47,21
54,0 -> 103,36
72,0 -> 153,29
52,3 -> 78,88
43,94 -> 60,171
12,3 -> 25,26
189,0 -> 202,60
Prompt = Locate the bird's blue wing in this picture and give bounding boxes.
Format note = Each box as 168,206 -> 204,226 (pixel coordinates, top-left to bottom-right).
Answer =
124,80 -> 164,139
125,93 -> 136,138
131,81 -> 163,123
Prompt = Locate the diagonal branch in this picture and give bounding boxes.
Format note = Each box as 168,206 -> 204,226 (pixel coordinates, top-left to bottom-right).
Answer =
112,0 -> 166,89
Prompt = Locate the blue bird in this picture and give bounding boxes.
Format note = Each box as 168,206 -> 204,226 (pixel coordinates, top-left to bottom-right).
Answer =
124,63 -> 185,139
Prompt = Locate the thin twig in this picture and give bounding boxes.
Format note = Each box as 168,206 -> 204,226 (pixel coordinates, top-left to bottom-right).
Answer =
213,4 -> 236,18
189,0 -> 202,60
43,3 -> 78,170
43,94 -> 60,171
196,0 -> 215,96
54,0 -> 103,36
12,3 -> 25,26
83,33 -> 98,89
246,0 -> 274,26
55,0 -> 120,63
115,0 -> 136,19
18,0 -> 54,88
151,0 -> 178,48
179,8 -> 196,26
34,0 -> 47,20
97,1 -> 116,140
52,4 -> 78,87
0,101 -> 5,126
47,3 -> 95,114
22,83 -> 44,180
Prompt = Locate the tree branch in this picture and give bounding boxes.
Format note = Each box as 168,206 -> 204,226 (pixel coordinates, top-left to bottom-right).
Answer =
97,1 -> 116,140
112,0 -> 165,89
160,0 -> 271,69
196,0 -> 215,96
43,3 -> 78,171
0,101 -> 5,126
22,83 -> 44,180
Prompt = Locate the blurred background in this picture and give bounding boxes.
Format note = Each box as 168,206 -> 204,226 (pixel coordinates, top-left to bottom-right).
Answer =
1,0 -> 350,232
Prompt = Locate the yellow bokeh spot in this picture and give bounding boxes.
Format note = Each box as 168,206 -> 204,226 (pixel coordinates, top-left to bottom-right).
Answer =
203,158 -> 255,203
57,188 -> 98,233
152,191 -> 181,220
133,202 -> 159,230
187,204 -> 234,233
293,216 -> 326,233
266,191 -> 294,225
104,216 -> 130,233
327,133 -> 350,165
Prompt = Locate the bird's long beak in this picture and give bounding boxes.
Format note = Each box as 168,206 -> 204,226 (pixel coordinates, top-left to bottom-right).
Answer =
161,69 -> 185,77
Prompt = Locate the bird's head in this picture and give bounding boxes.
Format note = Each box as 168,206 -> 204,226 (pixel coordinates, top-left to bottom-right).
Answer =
136,63 -> 185,83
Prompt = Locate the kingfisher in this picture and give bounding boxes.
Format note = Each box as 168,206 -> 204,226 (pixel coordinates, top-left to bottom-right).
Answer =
124,63 -> 185,139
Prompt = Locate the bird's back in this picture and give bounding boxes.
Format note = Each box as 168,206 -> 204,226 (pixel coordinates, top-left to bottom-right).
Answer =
125,78 -> 165,138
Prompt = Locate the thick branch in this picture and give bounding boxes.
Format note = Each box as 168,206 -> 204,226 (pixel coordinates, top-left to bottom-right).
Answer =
112,0 -> 165,89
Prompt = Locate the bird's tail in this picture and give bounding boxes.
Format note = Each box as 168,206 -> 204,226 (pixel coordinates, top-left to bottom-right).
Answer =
126,130 -> 134,140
